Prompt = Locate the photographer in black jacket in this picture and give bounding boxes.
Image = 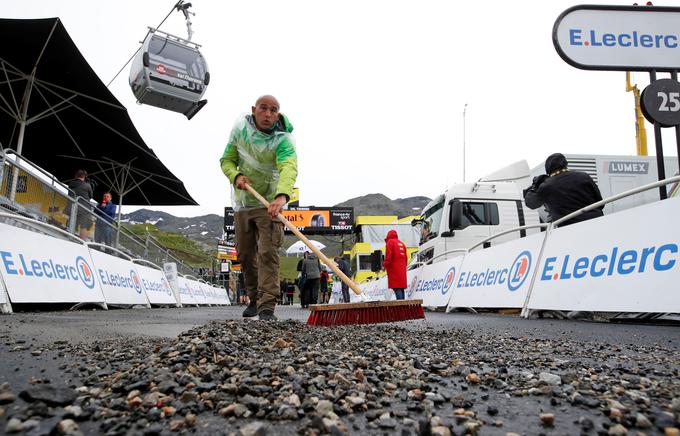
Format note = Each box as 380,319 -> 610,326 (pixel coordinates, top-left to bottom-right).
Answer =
524,153 -> 604,227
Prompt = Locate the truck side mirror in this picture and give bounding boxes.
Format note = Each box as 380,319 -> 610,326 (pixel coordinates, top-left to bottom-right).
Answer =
370,250 -> 382,272
449,199 -> 466,230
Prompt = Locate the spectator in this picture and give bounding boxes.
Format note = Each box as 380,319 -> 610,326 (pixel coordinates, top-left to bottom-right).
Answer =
523,153 -> 604,227
94,191 -> 116,245
296,251 -> 308,298
301,252 -> 321,308
220,95 -> 297,321
319,267 -> 329,304
334,255 -> 352,303
67,169 -> 93,240
383,230 -> 408,300
285,280 -> 295,305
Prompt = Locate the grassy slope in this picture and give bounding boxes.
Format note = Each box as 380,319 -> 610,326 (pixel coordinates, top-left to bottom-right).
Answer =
123,224 -> 212,266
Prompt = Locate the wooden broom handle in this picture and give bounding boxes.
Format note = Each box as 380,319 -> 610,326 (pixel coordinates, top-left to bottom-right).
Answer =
244,184 -> 363,296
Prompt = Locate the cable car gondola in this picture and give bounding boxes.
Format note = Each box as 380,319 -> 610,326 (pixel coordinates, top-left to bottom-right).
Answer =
129,2 -> 209,120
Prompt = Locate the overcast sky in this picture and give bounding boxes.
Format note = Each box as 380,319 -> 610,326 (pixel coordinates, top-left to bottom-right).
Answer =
5,0 -> 680,217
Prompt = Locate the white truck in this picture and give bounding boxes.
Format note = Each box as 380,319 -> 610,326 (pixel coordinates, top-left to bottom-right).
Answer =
412,161 -> 541,266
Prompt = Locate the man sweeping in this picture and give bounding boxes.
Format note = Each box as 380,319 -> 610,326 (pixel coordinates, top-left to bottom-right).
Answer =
220,95 -> 298,321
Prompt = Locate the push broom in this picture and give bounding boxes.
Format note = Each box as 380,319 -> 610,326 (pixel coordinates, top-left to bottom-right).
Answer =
245,184 -> 425,326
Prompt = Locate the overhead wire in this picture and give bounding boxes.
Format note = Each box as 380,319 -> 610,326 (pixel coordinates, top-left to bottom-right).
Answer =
105,1 -> 183,88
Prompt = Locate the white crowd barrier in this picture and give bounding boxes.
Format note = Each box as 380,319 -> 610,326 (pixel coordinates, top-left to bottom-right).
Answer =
527,197 -> 680,313
89,248 -> 150,307
133,260 -> 179,307
448,233 -> 543,310
177,276 -> 199,306
0,272 -> 11,313
359,178 -> 680,316
0,213 -> 233,312
0,222 -> 107,306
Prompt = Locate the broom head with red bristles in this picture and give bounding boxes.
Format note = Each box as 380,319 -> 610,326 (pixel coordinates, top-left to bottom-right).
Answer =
307,299 -> 425,326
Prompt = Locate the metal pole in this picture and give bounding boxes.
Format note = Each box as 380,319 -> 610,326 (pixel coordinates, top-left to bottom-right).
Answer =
115,192 -> 123,248
649,70 -> 668,200
10,73 -> 34,201
672,71 -> 680,176
463,103 -> 468,183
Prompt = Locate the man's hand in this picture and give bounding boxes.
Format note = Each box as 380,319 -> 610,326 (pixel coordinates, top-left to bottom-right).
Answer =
268,195 -> 287,218
234,175 -> 251,190
531,174 -> 549,190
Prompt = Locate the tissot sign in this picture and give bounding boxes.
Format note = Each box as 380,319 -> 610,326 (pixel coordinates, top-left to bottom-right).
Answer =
554,5 -> 680,71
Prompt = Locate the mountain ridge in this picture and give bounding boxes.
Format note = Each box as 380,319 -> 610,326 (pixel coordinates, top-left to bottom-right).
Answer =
122,193 -> 431,249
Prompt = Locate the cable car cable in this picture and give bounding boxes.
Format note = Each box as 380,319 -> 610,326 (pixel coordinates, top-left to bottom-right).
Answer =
106,1 -> 185,88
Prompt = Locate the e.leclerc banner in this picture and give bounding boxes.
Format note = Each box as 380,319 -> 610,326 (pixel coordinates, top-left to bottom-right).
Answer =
0,222 -> 106,304
407,255 -> 465,308
447,233 -> 544,310
134,263 -> 177,306
177,276 -> 199,306
89,249 -> 150,307
528,197 -> 680,313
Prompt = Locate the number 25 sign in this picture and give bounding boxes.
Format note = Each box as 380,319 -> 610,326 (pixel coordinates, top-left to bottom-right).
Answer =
641,79 -> 680,127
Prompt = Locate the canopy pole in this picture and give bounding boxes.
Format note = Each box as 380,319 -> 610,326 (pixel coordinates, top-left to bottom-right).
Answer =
116,192 -> 124,248
9,71 -> 34,201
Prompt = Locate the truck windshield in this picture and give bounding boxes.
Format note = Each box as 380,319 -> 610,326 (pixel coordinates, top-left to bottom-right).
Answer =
418,196 -> 444,244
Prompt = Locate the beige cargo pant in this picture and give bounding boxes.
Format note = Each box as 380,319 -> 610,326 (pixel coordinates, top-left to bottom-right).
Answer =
235,207 -> 284,313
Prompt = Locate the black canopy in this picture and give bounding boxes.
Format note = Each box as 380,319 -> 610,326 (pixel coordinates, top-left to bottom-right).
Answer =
0,17 -> 197,206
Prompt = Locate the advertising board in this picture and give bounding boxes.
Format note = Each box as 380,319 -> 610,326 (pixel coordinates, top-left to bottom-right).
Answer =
528,197 -> 680,312
89,250 -> 150,306
0,223 -> 106,304
224,207 -> 354,235
134,263 -> 177,306
447,233 -> 544,310
554,5 -> 680,71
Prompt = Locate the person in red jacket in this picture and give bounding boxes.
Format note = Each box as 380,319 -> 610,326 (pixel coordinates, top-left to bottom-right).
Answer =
383,230 -> 408,300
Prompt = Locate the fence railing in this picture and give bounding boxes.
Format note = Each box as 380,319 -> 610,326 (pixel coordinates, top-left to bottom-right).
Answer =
0,149 -> 205,278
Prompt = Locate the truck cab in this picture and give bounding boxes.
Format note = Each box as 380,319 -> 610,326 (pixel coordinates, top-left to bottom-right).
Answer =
412,161 -> 541,265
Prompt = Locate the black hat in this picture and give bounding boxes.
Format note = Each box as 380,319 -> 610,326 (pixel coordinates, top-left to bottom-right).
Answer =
545,153 -> 568,174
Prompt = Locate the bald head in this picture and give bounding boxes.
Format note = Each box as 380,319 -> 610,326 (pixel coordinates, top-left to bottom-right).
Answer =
252,95 -> 281,131
255,95 -> 279,109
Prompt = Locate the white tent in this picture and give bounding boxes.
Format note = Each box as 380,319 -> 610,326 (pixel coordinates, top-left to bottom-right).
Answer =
286,240 -> 325,256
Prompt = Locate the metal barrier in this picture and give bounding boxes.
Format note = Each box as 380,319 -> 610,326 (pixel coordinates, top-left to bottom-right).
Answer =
0,149 -> 204,278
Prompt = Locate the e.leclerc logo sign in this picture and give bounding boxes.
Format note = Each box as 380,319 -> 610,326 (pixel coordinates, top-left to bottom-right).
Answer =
553,5 -> 680,71
540,243 -> 677,282
456,250 -> 532,292
0,251 -> 96,289
411,266 -> 456,296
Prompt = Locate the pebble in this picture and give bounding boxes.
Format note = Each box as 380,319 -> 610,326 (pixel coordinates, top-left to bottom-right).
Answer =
0,391 -> 16,404
19,385 -> 77,406
239,421 -> 269,436
608,423 -> 628,435
538,372 -> 561,386
539,413 -> 555,427
56,419 -> 80,435
4,417 -> 22,433
635,412 -> 652,429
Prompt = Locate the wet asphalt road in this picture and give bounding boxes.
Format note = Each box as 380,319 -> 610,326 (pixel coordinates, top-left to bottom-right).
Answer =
0,306 -> 678,435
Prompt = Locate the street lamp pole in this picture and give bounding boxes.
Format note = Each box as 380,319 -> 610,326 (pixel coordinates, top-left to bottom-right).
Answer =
463,103 -> 468,183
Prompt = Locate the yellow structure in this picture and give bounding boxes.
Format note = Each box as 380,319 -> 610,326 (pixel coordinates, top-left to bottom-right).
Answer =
625,72 -> 648,156
2,167 -> 72,228
348,215 -> 420,283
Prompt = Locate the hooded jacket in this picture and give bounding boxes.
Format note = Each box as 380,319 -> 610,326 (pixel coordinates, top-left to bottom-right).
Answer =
383,230 -> 407,289
220,113 -> 298,209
